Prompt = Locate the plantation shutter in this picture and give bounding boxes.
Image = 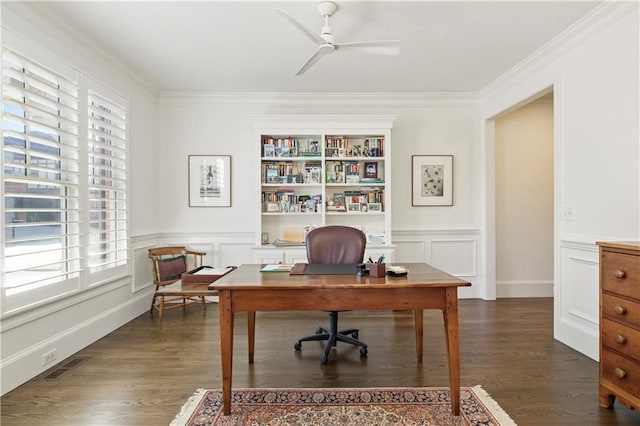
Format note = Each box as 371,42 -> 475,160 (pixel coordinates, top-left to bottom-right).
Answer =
87,91 -> 128,274
2,49 -> 81,298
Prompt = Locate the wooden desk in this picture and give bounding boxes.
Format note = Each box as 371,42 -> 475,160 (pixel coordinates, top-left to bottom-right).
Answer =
209,262 -> 471,416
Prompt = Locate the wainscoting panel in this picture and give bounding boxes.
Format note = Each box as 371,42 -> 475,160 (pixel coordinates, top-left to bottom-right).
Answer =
430,239 -> 478,277
392,229 -> 482,299
392,240 -> 427,262
131,237 -> 158,293
555,238 -> 600,360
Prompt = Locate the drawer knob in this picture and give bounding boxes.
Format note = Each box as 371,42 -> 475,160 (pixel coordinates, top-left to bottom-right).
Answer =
616,334 -> 627,345
615,334 -> 627,344
615,368 -> 627,379
614,305 -> 627,315
614,269 -> 627,279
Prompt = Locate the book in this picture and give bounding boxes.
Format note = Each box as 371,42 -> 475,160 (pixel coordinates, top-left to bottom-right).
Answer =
260,264 -> 295,272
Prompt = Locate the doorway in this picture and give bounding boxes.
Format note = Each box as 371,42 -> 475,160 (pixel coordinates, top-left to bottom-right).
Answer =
494,93 -> 555,298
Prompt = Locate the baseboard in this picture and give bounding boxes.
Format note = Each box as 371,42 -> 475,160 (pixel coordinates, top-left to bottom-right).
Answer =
496,280 -> 553,298
0,292 -> 150,396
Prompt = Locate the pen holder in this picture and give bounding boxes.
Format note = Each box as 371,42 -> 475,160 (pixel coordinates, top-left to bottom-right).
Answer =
369,263 -> 386,278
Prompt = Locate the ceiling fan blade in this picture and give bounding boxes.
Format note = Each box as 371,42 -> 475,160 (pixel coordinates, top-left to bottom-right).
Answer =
274,8 -> 325,45
296,44 -> 334,76
335,40 -> 401,56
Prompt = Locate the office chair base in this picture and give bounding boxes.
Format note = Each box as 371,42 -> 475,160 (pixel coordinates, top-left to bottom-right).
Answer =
294,312 -> 368,364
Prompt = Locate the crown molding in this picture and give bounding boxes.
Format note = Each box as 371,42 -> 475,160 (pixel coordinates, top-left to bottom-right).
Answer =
158,91 -> 480,108
5,2 -> 160,102
480,1 -> 639,98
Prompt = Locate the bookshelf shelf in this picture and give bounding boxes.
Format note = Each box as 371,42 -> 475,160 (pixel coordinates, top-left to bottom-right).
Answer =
252,115 -> 396,264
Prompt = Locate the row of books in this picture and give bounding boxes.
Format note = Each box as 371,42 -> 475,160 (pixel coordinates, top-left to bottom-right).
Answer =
262,138 -> 321,157
325,137 -> 384,158
262,161 -> 322,184
262,192 -> 322,213
343,189 -> 384,205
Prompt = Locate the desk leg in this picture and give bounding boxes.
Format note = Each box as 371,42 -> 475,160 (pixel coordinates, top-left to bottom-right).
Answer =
413,309 -> 423,362
248,311 -> 255,364
442,287 -> 460,416
218,290 -> 234,416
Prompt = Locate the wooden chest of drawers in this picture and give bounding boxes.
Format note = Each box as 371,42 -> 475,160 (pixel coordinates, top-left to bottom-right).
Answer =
597,241 -> 640,411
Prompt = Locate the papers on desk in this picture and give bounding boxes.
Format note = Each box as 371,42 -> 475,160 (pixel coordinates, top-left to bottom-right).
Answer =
193,266 -> 235,275
260,264 -> 295,272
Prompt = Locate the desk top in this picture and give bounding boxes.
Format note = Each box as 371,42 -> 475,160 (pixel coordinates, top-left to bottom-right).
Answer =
209,263 -> 470,291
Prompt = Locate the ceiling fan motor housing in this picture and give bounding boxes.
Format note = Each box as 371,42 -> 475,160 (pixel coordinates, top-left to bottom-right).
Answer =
317,2 -> 337,17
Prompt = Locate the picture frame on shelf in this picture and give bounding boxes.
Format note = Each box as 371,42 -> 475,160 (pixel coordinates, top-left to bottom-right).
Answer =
347,203 -> 360,212
265,168 -> 278,183
287,174 -> 303,184
266,202 -> 280,212
188,155 -> 231,207
364,162 -> 378,179
263,144 -> 274,157
411,155 -> 453,206
368,202 -> 382,212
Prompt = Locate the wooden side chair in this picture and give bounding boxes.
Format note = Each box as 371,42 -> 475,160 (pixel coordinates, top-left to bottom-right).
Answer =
148,246 -> 206,320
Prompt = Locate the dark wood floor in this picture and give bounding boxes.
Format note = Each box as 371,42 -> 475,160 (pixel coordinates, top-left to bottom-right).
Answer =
1,298 -> 638,425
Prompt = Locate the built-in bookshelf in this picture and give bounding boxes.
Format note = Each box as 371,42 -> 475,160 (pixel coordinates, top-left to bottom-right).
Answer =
252,115 -> 396,264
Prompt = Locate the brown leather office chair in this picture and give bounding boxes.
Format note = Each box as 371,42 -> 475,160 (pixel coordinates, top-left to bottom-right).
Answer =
294,225 -> 368,364
148,246 -> 206,320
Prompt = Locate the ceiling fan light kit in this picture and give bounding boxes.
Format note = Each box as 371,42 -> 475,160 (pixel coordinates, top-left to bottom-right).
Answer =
275,1 -> 401,76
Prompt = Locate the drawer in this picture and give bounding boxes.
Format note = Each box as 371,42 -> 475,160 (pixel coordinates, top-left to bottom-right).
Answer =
602,293 -> 640,329
601,251 -> 639,299
601,319 -> 640,361
601,349 -> 640,399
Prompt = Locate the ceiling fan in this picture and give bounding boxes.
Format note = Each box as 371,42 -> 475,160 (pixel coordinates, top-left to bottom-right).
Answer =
275,1 -> 401,76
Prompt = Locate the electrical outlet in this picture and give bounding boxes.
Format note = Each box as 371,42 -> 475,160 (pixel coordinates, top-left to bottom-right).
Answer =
42,349 -> 57,366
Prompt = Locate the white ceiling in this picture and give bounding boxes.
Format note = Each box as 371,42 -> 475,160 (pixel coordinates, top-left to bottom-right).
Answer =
32,1 -> 602,93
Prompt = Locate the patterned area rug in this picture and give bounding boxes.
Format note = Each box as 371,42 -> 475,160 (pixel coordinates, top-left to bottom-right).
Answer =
171,386 -> 516,425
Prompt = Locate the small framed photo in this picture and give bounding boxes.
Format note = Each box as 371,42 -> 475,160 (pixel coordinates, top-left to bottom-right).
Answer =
188,155 -> 231,207
359,203 -> 368,213
263,144 -> 275,157
368,202 -> 382,212
347,203 -> 360,212
261,232 -> 270,244
412,155 -> 453,206
287,174 -> 303,184
265,168 -> 278,183
364,162 -> 378,179
266,202 -> 280,212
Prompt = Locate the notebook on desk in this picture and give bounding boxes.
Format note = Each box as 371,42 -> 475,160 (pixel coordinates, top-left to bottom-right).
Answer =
290,263 -> 360,275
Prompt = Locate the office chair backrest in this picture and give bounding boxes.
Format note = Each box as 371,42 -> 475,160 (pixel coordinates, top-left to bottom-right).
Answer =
306,226 -> 366,264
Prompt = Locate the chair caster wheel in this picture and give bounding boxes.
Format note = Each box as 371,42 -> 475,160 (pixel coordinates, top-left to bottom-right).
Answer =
352,332 -> 359,339
320,355 -> 328,364
315,327 -> 323,334
360,347 -> 368,357
294,342 -> 302,350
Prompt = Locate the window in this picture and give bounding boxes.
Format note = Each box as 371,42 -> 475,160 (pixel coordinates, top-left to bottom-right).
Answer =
2,48 -> 129,314
87,92 -> 128,277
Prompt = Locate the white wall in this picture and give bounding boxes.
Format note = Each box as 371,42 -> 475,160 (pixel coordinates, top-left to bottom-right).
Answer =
481,2 -> 639,359
1,3 -> 160,394
495,95 -> 554,297
157,96 -> 484,298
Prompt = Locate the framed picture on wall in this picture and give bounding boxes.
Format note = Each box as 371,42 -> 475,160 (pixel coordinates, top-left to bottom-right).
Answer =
411,155 -> 453,206
188,155 -> 232,207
